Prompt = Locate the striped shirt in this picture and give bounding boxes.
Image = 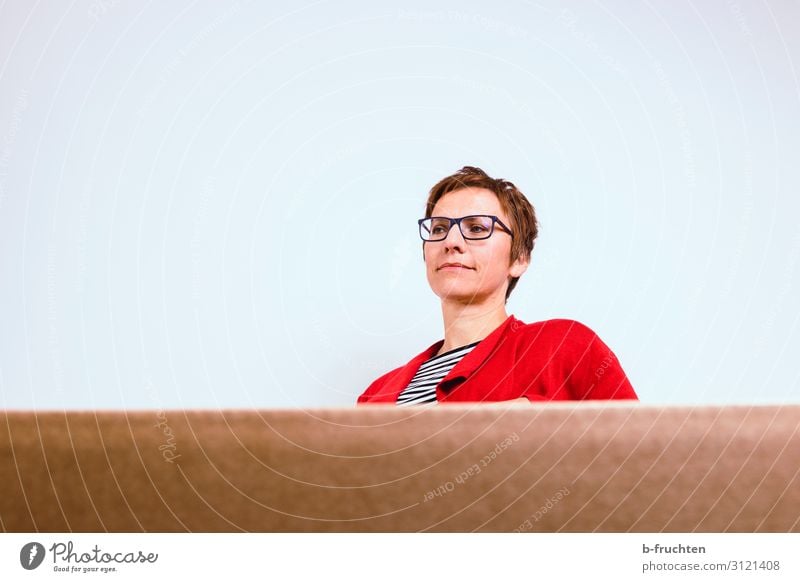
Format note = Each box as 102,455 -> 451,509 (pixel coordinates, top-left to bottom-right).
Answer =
396,342 -> 480,406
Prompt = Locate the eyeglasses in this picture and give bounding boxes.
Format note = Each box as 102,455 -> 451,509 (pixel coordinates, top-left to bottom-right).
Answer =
418,215 -> 514,241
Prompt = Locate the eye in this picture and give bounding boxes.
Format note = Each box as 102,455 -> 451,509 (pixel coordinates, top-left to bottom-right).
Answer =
429,219 -> 450,235
462,217 -> 492,235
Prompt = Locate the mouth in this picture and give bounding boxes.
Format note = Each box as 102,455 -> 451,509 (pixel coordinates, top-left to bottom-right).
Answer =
437,263 -> 474,271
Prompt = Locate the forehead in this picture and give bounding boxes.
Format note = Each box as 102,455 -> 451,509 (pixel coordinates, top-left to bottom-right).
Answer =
431,187 -> 505,218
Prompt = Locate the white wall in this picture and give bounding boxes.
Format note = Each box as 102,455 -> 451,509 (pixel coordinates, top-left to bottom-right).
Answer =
1,0 -> 798,408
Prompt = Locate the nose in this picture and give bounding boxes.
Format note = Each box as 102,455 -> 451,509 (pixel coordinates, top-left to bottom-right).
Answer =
442,220 -> 466,252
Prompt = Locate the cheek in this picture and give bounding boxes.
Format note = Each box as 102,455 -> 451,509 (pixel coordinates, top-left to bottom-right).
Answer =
423,245 -> 437,273
494,239 -> 513,262
423,241 -> 442,257
482,244 -> 513,279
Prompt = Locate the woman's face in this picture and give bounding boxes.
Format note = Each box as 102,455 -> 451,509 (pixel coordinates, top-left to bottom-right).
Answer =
424,187 -> 528,305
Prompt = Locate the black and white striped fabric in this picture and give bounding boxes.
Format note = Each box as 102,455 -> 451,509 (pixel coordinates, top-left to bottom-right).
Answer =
396,342 -> 480,406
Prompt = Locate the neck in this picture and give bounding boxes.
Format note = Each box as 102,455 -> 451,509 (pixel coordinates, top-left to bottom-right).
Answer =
437,297 -> 510,355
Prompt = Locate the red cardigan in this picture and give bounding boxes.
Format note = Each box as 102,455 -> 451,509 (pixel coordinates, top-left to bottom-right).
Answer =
357,316 -> 637,404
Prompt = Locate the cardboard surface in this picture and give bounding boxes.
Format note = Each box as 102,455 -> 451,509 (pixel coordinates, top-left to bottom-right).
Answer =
1,404 -> 798,532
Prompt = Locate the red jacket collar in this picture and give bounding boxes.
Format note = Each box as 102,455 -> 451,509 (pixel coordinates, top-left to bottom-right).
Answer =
381,315 -> 522,401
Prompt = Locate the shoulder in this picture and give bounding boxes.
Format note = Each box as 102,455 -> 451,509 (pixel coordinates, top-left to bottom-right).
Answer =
358,365 -> 405,402
358,340 -> 442,403
509,316 -> 637,400
511,318 -> 599,342
508,318 -> 610,359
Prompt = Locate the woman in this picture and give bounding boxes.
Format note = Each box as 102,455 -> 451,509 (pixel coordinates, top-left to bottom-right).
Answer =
358,166 -> 637,404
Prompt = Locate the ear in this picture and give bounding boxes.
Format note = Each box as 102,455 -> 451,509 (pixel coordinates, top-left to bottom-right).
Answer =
508,254 -> 529,278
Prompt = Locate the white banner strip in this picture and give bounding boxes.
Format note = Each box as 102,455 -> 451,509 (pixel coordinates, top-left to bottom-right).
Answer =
1,533 -> 797,581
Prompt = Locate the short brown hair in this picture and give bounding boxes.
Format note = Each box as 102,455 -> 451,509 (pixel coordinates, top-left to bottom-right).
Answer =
425,166 -> 538,300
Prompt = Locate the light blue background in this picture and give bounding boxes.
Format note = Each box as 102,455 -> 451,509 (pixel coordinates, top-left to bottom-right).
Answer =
1,1 -> 798,408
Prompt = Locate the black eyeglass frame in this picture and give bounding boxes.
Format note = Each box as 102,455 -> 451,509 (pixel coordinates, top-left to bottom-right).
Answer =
418,215 -> 514,242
